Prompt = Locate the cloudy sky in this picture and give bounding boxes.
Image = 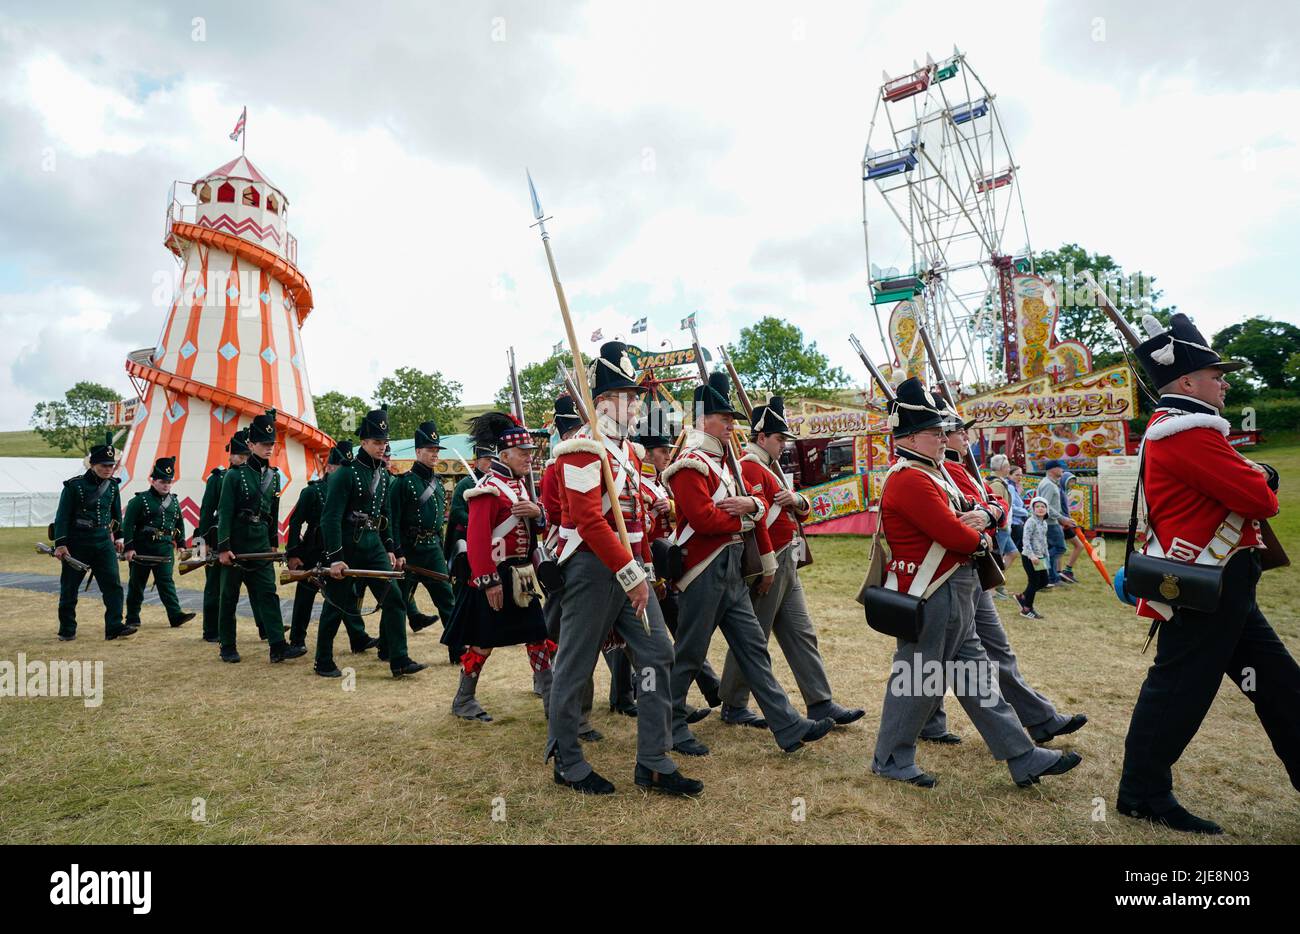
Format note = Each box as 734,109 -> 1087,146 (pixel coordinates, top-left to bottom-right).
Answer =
2,0 -> 1297,429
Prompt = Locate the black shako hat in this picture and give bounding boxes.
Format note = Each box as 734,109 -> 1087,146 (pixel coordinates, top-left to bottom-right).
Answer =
226,429 -> 250,456
693,371 -> 744,419
889,377 -> 948,437
328,440 -> 353,465
469,411 -> 536,453
414,419 -> 444,450
149,456 -> 176,481
750,395 -> 792,436
552,395 -> 583,435
632,398 -> 678,448
88,431 -> 117,465
589,341 -> 647,397
248,408 -> 278,445
1136,312 -> 1245,388
359,405 -> 390,441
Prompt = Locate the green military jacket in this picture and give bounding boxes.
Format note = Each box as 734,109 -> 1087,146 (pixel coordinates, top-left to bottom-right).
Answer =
197,466 -> 225,543
286,477 -> 327,561
216,453 -> 281,553
53,470 -> 122,546
122,487 -> 184,553
322,448 -> 395,562
388,462 -> 446,558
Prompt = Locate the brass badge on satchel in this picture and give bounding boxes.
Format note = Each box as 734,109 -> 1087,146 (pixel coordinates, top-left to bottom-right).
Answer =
1159,573 -> 1181,601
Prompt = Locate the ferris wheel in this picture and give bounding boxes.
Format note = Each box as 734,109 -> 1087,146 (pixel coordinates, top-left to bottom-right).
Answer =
861,49 -> 1033,390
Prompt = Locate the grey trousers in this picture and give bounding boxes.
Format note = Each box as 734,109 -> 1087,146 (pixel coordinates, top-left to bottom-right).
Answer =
872,566 -> 1057,783
544,588 -> 594,734
921,589 -> 1070,740
671,544 -> 813,748
545,552 -> 676,781
719,545 -> 832,710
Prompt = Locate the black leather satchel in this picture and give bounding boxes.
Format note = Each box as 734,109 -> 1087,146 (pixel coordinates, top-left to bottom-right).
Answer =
1123,446 -> 1224,613
862,585 -> 926,642
535,557 -> 564,593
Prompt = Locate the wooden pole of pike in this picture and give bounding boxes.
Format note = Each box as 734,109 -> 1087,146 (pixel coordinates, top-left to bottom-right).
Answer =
528,171 -> 649,632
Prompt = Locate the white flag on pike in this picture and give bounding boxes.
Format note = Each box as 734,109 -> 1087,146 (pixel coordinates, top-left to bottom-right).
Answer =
229,106 -> 247,141
590,328 -> 603,342
552,340 -> 565,356
631,317 -> 647,334
680,312 -> 696,331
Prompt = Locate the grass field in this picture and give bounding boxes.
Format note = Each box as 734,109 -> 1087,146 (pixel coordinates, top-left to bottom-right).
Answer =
0,430 -> 67,458
1,436 -> 1297,844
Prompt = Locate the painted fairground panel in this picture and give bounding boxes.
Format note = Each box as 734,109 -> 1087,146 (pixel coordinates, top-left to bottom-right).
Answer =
801,474 -> 869,526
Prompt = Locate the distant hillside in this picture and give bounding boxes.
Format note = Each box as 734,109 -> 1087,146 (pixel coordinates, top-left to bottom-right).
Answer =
0,430 -> 69,458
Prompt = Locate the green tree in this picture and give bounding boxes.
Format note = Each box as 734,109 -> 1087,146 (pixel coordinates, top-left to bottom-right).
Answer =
494,350 -> 592,429
372,367 -> 463,440
1031,244 -> 1177,371
726,317 -> 847,401
312,390 -> 369,440
30,381 -> 122,455
1285,351 -> 1300,386
1211,317 -> 1300,392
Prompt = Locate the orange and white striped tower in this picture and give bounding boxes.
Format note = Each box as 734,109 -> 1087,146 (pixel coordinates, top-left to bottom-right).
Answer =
119,153 -> 333,536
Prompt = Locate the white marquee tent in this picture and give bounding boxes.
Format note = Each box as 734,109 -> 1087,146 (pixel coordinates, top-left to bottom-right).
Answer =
0,457 -> 85,528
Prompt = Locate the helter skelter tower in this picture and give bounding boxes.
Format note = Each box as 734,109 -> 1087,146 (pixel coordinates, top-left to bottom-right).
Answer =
118,153 -> 333,534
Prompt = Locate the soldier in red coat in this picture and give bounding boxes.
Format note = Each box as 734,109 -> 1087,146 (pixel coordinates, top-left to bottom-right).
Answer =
662,372 -> 835,757
546,342 -> 702,797
634,400 -> 722,721
537,394 -> 601,741
871,378 -> 1081,789
441,412 -> 550,723
916,409 -> 1088,747
715,395 -> 865,728
1117,313 -> 1298,834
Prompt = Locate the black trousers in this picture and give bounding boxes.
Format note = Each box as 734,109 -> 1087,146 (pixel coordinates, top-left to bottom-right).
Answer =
1019,555 -> 1047,608
1119,551 -> 1300,807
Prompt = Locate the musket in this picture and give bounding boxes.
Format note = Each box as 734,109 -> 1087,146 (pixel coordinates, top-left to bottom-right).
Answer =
120,553 -> 170,566
178,551 -> 285,575
280,566 -> 404,585
527,170 -> 649,632
405,564 -> 451,583
36,542 -> 90,574
556,363 -> 590,422
1080,269 -> 1290,570
849,334 -> 897,405
683,315 -> 765,580
717,343 -> 813,567
916,325 -> 983,477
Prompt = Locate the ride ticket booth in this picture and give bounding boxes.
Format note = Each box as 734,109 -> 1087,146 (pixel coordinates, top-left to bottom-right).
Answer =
783,400 -> 892,536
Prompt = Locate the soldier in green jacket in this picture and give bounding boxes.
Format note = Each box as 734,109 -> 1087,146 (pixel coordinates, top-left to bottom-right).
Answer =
53,433 -> 132,641
196,433 -> 248,643
285,440 -> 375,651
387,419 -> 455,643
215,409 -> 306,665
122,456 -> 196,629
314,406 -> 426,678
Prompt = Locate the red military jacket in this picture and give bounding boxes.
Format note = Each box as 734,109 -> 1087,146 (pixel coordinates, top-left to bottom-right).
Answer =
540,458 -> 563,551
639,460 -> 674,542
942,452 -> 1009,531
740,442 -> 811,556
553,425 -> 650,592
880,450 -> 983,596
462,462 -> 536,589
1137,399 -> 1279,620
662,429 -> 776,590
